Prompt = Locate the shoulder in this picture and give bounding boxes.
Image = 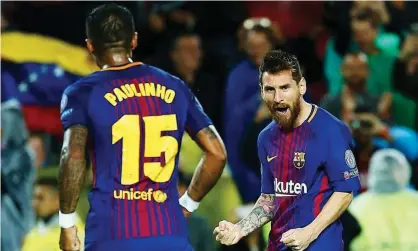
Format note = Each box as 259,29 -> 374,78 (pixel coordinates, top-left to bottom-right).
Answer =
257,120 -> 276,146
228,60 -> 255,78
145,64 -> 190,92
311,105 -> 351,140
63,74 -> 98,96
61,75 -> 97,112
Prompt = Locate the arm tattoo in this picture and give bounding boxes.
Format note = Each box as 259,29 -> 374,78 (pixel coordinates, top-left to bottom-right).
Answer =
201,127 -> 218,139
58,125 -> 88,213
187,126 -> 226,201
237,194 -> 275,236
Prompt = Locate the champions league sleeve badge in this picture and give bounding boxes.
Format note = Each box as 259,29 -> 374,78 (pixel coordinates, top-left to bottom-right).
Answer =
345,149 -> 357,169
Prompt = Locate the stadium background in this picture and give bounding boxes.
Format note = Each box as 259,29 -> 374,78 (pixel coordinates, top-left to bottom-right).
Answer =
1,1 -> 418,251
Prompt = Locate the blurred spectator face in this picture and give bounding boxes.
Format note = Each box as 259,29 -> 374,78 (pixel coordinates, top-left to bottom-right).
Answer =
341,53 -> 369,90
246,30 -> 273,67
261,70 -> 302,130
171,35 -> 202,73
32,184 -> 59,218
352,20 -> 377,51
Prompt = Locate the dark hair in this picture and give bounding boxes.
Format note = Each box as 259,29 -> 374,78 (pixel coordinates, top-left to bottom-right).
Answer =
351,8 -> 380,29
85,3 -> 135,54
37,177 -> 59,191
259,50 -> 302,86
247,24 -> 278,46
169,32 -> 200,52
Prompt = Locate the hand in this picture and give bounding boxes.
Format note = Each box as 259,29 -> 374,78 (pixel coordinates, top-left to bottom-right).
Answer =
377,92 -> 392,119
341,86 -> 356,113
355,113 -> 389,139
213,220 -> 245,246
59,226 -> 81,251
400,35 -> 418,60
182,207 -> 191,219
280,227 -> 316,251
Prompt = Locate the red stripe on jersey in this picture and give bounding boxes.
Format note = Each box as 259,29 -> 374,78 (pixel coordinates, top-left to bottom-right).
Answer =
145,76 -> 158,236
151,75 -> 166,236
287,127 -> 298,229
282,133 -> 292,227
107,82 -> 116,240
123,78 -> 139,238
117,81 -> 131,240
167,102 -> 178,234
141,77 -> 157,237
133,77 -> 151,237
111,80 -> 122,240
314,174 -> 330,216
89,140 -> 97,188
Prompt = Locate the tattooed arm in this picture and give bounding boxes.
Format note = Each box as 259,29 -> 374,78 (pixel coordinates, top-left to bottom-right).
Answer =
58,125 -> 88,214
186,125 -> 227,202
213,193 -> 275,245
236,193 -> 275,236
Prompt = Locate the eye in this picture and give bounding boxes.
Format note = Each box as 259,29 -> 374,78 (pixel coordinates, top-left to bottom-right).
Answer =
264,86 -> 275,92
280,84 -> 291,91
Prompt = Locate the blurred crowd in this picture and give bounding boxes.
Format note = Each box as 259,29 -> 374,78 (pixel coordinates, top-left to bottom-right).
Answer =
2,1 -> 418,251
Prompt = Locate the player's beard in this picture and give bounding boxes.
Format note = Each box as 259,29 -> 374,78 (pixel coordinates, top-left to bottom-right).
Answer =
268,98 -> 301,131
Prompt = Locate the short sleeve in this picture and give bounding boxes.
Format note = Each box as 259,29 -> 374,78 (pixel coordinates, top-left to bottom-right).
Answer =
258,133 -> 274,194
185,87 -> 212,137
60,86 -> 89,130
325,125 -> 361,193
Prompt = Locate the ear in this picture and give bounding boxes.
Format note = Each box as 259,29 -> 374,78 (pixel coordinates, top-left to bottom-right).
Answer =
131,32 -> 138,50
298,77 -> 307,95
86,39 -> 94,55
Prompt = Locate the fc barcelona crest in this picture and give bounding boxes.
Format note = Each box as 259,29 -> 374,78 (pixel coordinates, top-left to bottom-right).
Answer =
293,152 -> 305,169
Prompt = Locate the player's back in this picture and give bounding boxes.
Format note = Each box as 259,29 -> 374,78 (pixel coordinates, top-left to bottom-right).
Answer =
61,62 -> 210,251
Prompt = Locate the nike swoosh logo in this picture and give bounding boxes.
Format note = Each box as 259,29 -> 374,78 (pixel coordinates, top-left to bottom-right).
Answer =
267,156 -> 277,162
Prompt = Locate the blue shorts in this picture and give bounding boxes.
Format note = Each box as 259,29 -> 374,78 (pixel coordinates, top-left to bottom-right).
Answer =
85,236 -> 194,251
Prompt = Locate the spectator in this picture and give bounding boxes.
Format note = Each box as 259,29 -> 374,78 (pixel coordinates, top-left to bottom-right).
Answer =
22,178 -> 85,251
349,149 -> 418,251
322,52 -> 418,190
321,53 -> 392,124
393,23 -> 418,131
177,170 -> 215,251
224,20 -> 277,204
167,32 -> 223,132
1,98 -> 36,251
324,8 -> 400,96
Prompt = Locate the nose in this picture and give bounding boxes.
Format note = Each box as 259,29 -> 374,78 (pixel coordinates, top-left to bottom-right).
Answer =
273,90 -> 283,103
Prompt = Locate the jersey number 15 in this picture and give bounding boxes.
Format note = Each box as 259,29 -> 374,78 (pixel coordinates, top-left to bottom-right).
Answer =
112,114 -> 178,185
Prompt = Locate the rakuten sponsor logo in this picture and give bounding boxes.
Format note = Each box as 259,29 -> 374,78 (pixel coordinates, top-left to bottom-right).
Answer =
274,179 -> 308,197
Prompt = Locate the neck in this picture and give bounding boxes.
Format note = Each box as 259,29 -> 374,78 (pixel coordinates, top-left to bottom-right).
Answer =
100,52 -> 133,69
175,64 -> 195,84
346,82 -> 366,93
294,99 -> 312,127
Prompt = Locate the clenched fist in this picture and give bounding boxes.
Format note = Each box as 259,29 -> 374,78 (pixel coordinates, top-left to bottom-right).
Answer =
213,220 -> 245,245
59,226 -> 81,251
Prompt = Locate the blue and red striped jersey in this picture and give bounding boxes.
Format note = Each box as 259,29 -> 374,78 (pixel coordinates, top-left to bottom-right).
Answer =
258,105 -> 361,251
60,62 -> 211,251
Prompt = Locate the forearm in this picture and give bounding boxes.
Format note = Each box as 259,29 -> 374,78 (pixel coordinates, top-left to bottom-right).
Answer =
58,126 -> 88,213
307,192 -> 353,238
236,193 -> 275,236
187,154 -> 226,202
